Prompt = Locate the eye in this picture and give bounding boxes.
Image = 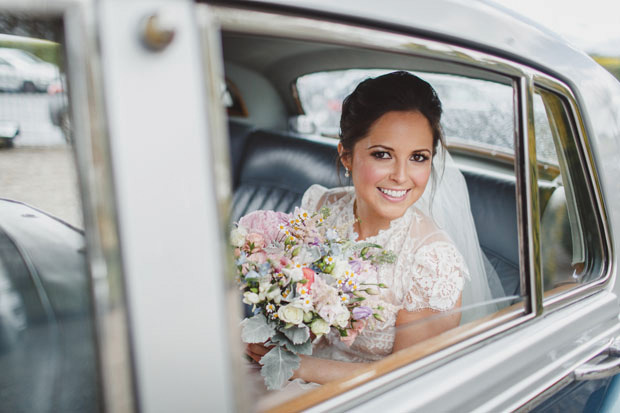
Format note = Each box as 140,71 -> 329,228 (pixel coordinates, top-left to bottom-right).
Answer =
371,151 -> 391,159
411,153 -> 429,162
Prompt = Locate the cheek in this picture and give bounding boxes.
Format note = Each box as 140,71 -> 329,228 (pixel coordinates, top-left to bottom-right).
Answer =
411,165 -> 432,188
353,158 -> 389,186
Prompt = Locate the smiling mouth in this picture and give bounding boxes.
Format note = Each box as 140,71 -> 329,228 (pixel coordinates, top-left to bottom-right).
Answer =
378,187 -> 410,199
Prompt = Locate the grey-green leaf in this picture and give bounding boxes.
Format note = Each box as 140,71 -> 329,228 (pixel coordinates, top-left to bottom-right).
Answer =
282,324 -> 310,345
241,313 -> 276,343
260,346 -> 300,390
271,332 -> 313,355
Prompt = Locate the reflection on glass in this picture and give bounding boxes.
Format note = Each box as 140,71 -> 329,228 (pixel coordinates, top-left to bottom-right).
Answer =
0,16 -> 98,413
534,89 -> 605,295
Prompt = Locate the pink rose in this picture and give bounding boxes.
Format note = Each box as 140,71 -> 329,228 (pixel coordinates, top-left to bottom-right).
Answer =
246,233 -> 266,250
340,320 -> 367,347
238,210 -> 290,244
248,251 -> 267,264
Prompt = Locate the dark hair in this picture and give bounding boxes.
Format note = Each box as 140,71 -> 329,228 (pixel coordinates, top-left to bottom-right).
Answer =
339,71 -> 444,158
338,71 -> 446,202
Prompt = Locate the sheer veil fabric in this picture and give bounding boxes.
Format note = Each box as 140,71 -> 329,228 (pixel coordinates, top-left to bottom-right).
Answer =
417,147 -> 504,323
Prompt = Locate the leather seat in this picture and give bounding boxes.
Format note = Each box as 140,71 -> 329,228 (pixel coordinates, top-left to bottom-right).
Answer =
231,129 -> 346,223
462,168 -> 520,296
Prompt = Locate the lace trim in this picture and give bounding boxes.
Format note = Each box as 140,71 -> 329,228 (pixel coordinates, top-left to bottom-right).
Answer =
402,241 -> 469,312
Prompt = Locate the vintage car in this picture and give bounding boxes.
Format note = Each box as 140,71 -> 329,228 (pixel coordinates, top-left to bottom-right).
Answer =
1,0 -> 620,412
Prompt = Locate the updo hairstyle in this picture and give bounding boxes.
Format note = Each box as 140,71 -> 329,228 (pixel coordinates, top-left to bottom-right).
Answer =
339,71 -> 445,162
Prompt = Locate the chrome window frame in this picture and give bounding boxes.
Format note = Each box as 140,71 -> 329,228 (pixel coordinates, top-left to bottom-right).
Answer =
0,1 -> 137,411
532,73 -> 613,311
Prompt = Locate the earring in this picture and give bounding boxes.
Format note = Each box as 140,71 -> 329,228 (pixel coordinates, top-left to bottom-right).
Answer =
344,168 -> 350,178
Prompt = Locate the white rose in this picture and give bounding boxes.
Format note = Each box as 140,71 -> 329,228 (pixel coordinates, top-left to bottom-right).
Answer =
331,260 -> 352,279
310,318 -> 330,336
283,266 -> 303,282
278,304 -> 304,325
242,292 -> 260,305
230,227 -> 247,247
335,308 -> 350,328
266,287 -> 281,301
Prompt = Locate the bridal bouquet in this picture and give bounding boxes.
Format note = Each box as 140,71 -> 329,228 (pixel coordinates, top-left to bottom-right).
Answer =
231,207 -> 395,390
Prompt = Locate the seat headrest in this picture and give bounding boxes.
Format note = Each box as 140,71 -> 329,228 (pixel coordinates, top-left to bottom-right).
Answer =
238,130 -> 346,193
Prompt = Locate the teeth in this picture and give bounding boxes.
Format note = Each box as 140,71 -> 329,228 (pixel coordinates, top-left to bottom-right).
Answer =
380,188 -> 407,198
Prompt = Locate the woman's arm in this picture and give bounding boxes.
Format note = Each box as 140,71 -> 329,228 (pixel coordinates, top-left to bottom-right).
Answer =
246,343 -> 367,385
392,296 -> 462,353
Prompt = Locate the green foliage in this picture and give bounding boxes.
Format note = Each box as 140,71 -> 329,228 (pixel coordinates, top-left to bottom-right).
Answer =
240,313 -> 276,343
591,55 -> 620,81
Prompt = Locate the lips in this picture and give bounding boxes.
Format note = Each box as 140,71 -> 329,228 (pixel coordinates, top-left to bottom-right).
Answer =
378,187 -> 409,199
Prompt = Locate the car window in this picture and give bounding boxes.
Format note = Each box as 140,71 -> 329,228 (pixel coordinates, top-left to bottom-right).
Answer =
0,16 -> 99,412
297,70 -> 513,148
534,87 -> 606,298
220,26 -> 527,410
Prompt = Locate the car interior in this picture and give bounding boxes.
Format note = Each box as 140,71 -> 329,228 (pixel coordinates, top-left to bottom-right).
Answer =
223,32 -> 526,301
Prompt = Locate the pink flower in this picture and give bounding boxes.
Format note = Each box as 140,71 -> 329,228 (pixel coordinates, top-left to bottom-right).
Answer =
238,210 -> 290,244
340,319 -> 367,347
248,251 -> 267,264
302,268 -> 315,290
246,233 -> 266,250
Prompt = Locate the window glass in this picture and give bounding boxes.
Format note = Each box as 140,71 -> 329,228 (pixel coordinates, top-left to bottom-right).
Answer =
0,16 -> 99,412
534,88 -> 605,296
297,70 -> 515,154
224,32 -> 525,409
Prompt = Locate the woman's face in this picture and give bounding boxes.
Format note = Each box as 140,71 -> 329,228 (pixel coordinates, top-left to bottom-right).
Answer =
340,110 -> 434,234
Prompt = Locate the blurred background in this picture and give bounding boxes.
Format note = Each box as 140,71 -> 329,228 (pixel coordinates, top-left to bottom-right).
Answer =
495,0 -> 620,80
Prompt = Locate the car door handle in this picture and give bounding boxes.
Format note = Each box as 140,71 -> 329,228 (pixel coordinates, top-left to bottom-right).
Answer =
574,339 -> 620,381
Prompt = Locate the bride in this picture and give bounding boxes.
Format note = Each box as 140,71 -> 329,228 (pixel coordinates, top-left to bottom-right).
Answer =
246,71 -> 500,387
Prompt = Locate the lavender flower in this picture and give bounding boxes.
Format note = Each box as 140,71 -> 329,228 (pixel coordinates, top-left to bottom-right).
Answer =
352,306 -> 373,320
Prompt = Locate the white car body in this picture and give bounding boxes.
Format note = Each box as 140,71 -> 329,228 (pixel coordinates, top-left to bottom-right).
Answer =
1,0 -> 620,412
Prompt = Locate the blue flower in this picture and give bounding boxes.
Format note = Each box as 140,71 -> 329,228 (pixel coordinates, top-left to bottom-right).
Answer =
259,262 -> 271,276
236,252 -> 247,266
245,270 -> 260,279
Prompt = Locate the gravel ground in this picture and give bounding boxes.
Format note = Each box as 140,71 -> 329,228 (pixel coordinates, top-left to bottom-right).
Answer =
0,145 -> 83,228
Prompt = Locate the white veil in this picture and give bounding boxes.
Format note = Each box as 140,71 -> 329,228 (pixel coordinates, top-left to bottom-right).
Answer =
416,146 -> 506,323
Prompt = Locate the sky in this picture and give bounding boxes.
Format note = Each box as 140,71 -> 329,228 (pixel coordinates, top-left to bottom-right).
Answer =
493,0 -> 620,56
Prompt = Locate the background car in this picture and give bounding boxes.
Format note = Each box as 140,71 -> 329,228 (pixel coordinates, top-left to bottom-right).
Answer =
1,1 -> 620,412
0,47 -> 59,92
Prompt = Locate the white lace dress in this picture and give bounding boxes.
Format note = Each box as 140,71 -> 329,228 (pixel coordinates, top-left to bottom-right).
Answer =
302,184 -> 470,363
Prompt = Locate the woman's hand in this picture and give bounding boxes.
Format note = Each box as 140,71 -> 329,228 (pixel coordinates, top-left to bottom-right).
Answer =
246,342 -> 272,364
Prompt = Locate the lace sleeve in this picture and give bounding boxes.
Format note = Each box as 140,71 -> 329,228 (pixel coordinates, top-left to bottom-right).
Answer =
301,184 -> 328,212
402,239 -> 470,312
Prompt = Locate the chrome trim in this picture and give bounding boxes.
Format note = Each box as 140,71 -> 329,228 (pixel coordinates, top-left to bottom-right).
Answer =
531,73 -> 614,312
212,6 -> 526,80
511,312 -> 620,411
0,1 -> 138,411
308,309 -> 532,413
64,2 -> 137,412
196,5 -> 248,413
518,72 -> 543,316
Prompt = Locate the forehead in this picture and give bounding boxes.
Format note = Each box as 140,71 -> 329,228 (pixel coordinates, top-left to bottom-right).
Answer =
360,111 -> 433,150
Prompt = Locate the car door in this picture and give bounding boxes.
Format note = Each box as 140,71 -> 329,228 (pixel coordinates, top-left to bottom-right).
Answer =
201,4 -> 620,412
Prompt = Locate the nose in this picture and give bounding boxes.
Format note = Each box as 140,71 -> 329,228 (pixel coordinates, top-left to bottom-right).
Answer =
390,159 -> 408,184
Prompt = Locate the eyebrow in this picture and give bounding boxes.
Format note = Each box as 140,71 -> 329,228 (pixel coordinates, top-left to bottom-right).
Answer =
366,144 -> 432,153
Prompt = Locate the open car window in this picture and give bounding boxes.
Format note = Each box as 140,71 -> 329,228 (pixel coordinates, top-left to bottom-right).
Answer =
219,20 -> 527,411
